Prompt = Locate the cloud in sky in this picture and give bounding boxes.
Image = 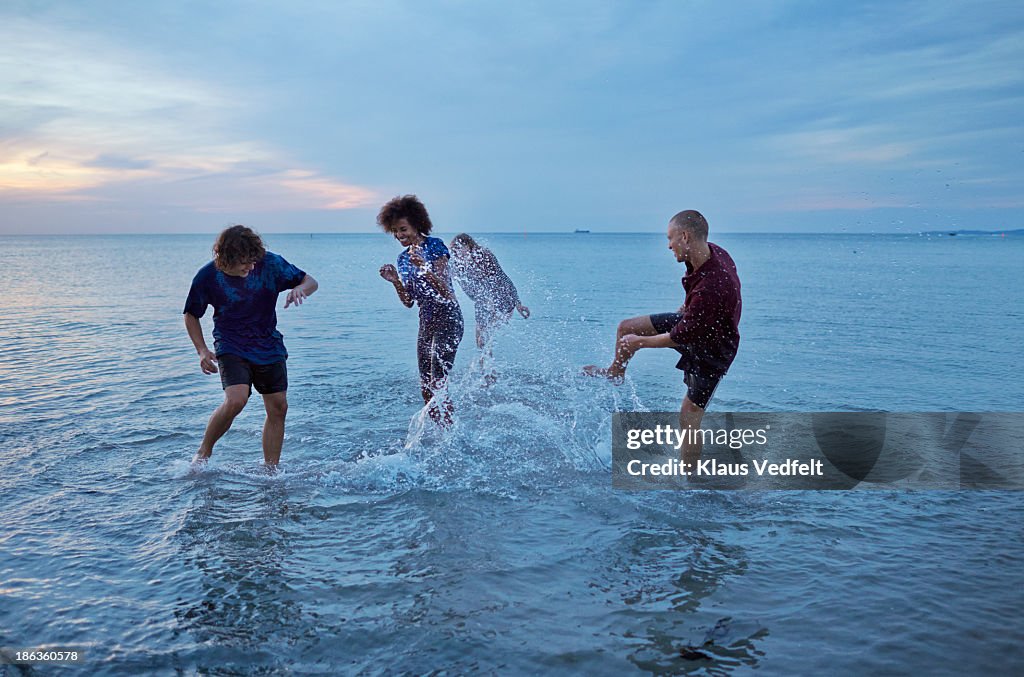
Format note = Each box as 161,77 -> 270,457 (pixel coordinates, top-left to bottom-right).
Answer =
83,155 -> 152,170
0,1 -> 1022,233
0,13 -> 376,227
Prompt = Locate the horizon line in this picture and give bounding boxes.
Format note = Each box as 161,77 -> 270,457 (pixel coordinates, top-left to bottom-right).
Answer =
3,229 -> 1012,237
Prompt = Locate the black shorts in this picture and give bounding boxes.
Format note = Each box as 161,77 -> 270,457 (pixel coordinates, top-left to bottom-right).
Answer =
649,312 -> 723,410
218,354 -> 288,395
649,311 -> 685,335
682,370 -> 721,410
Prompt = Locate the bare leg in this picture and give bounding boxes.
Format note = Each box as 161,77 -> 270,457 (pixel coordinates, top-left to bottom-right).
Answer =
679,396 -> 706,467
475,324 -> 489,374
426,391 -> 455,427
422,345 -> 450,426
195,384 -> 250,461
583,315 -> 659,381
424,376 -> 455,428
261,391 -> 288,466
477,310 -> 510,386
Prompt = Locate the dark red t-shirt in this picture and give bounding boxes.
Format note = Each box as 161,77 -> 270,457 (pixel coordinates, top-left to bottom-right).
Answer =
668,242 -> 742,376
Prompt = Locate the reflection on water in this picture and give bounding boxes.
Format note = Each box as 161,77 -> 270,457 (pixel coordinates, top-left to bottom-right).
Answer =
602,520 -> 768,673
176,480 -> 299,657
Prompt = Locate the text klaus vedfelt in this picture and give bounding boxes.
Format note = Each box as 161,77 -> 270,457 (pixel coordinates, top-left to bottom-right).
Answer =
623,425 -> 824,477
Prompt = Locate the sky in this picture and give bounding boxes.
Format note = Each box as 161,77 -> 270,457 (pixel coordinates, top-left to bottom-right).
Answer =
1,0 -> 1022,234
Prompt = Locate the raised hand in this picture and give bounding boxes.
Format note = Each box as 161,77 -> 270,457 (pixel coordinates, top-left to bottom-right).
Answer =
284,287 -> 307,308
379,264 -> 400,284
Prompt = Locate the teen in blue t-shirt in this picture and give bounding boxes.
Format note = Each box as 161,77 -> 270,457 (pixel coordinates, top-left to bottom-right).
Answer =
377,195 -> 463,427
183,225 -> 318,466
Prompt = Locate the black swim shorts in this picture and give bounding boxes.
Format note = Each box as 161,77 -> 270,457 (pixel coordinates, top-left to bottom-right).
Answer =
649,311 -> 686,336
218,354 -> 288,395
649,312 -> 723,410
682,370 -> 721,410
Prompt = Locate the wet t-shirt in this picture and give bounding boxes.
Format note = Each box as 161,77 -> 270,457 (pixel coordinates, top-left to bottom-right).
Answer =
451,247 -> 520,315
183,252 -> 306,364
397,237 -> 457,307
451,248 -> 519,304
668,243 -> 742,377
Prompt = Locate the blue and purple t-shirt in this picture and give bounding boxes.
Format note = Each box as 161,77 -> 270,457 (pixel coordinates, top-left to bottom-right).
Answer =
183,252 -> 306,364
397,237 -> 456,307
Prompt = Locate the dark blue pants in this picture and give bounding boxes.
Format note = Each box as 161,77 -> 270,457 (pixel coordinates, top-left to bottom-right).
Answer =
417,301 -> 464,392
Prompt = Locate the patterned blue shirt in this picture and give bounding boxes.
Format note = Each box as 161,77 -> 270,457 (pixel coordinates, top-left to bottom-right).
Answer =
183,251 -> 306,364
397,237 -> 456,306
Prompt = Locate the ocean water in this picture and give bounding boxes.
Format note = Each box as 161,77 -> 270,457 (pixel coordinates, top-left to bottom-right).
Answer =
1,232 -> 1022,674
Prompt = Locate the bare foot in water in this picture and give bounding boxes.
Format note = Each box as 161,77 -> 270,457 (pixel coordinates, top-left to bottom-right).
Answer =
428,399 -> 455,428
581,365 -> 624,384
189,455 -> 209,474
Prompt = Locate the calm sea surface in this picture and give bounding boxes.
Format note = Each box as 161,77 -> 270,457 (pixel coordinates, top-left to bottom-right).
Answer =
1,232 -> 1022,674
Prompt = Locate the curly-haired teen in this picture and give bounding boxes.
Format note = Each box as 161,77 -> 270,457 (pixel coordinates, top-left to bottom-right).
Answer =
184,224 -> 318,466
377,196 -> 463,427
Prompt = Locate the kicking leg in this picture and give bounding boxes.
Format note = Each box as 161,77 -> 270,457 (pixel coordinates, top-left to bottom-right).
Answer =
583,315 -> 659,381
195,384 -> 250,461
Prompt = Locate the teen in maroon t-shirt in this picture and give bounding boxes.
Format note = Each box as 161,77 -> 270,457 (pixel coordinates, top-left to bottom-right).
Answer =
584,210 -> 742,462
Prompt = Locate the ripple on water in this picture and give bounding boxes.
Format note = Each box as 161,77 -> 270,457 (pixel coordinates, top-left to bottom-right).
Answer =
2,234 -> 1023,673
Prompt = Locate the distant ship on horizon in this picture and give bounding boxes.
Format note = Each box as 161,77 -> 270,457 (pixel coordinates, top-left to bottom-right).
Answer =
920,228 -> 1023,237
574,228 -> 591,233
